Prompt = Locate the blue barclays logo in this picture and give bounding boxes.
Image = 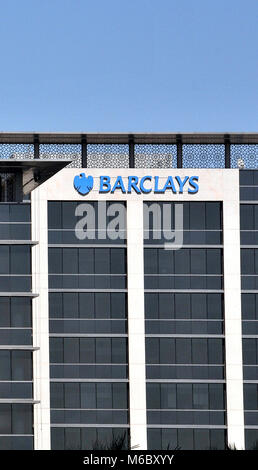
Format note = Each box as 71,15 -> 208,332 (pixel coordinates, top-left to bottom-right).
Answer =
73,174 -> 199,195
74,173 -> 94,195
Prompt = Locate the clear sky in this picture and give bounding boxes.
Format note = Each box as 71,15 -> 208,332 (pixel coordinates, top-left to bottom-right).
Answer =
0,0 -> 257,132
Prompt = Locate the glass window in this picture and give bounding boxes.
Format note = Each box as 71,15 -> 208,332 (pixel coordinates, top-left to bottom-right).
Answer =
51,428 -> 64,450
194,429 -> 210,450
189,202 -> 205,230
177,429 -> 193,450
192,339 -> 208,364
147,429 -> 161,450
208,339 -> 223,364
62,202 -> 78,229
97,383 -> 112,409
207,249 -> 222,274
65,428 -> 81,450
209,384 -> 225,409
206,203 -> 221,230
11,297 -> 31,327
162,428 -> 177,450
161,384 -> 176,409
64,383 -> 80,408
10,246 -> 30,274
12,351 -> 32,380
210,429 -> 226,450
160,339 -> 175,364
241,249 -> 255,274
50,338 -> 63,363
51,383 -> 64,408
242,294 -> 256,319
112,338 -> 127,363
146,338 -> 159,364
80,338 -> 95,363
113,383 -> 128,409
81,428 -> 97,450
81,383 -> 96,409
63,293 -> 78,318
191,249 -> 206,274
145,294 -> 158,319
175,294 -> 190,319
63,249 -> 78,274
79,293 -> 94,319
243,339 -> 256,364
174,249 -> 190,274
0,351 -> 10,379
240,205 -> 253,230
0,404 -> 11,433
144,249 -> 158,274
193,384 -> 209,409
96,293 -> 110,318
48,202 -> 62,229
49,293 -> 62,318
158,250 -> 173,274
147,384 -> 160,409
0,246 -> 9,274
176,339 -> 191,363
0,298 -> 10,326
12,404 -> 32,434
78,248 -> 94,274
111,293 -> 126,319
64,338 -> 79,363
49,248 -> 62,274
207,294 -> 223,319
95,249 -> 110,274
191,294 -> 206,319
159,293 -> 174,319
111,249 -> 125,274
244,384 -> 257,410
96,338 -> 111,363
177,384 -> 192,409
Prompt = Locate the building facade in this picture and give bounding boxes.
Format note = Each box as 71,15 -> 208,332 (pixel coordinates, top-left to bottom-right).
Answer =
0,133 -> 257,450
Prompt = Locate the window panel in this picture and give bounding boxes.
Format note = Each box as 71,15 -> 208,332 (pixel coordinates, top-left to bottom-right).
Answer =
191,249 -> 206,274
78,248 -> 94,274
64,383 -> 80,408
191,294 -> 206,319
161,384 -> 176,409
176,339 -> 191,364
96,338 -> 111,363
0,246 -> 9,273
12,351 -> 32,380
193,384 -> 209,409
206,203 -> 221,230
64,338 -> 79,363
207,249 -> 222,274
63,249 -> 78,274
0,298 -> 10,326
80,338 -> 95,363
79,293 -> 94,319
192,339 -> 208,364
175,294 -> 190,319
177,384 -> 192,409
174,249 -> 190,274
81,383 -> 96,409
189,202 -> 205,230
146,338 -> 159,364
49,248 -> 62,274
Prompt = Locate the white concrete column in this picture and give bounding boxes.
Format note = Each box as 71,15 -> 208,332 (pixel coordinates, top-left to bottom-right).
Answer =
127,200 -> 147,450
223,181 -> 245,449
31,186 -> 51,450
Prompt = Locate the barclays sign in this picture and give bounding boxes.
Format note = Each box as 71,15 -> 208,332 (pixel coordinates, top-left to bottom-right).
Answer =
74,173 -> 199,195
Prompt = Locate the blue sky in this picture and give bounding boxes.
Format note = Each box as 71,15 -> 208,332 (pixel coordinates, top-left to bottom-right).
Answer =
0,0 -> 257,132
